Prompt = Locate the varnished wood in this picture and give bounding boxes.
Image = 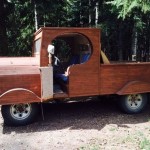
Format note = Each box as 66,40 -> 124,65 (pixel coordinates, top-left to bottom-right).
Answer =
39,28 -> 101,67
0,88 -> 41,105
1,27 -> 150,105
0,58 -> 41,104
100,63 -> 150,95
38,27 -> 100,97
0,57 -> 39,66
53,93 -> 68,99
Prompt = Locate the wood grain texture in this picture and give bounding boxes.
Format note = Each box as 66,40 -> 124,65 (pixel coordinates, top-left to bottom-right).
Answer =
0,88 -> 41,105
0,66 -> 40,76
0,57 -> 39,66
53,93 -> 68,99
100,63 -> 150,95
117,81 -> 150,95
69,73 -> 99,96
1,27 -> 150,106
37,27 -> 101,97
0,66 -> 41,105
37,27 -> 150,97
38,27 -> 101,67
0,74 -> 41,95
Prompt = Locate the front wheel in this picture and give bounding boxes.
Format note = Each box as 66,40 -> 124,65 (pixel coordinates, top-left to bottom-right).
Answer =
119,93 -> 148,114
1,103 -> 39,126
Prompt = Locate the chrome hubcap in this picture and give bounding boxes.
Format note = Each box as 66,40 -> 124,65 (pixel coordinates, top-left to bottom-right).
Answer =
127,94 -> 142,110
10,104 -> 32,120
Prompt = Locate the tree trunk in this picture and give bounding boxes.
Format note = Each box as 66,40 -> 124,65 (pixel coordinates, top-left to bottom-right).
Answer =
0,0 -> 8,56
95,2 -> 98,27
89,0 -> 91,26
34,1 -> 38,30
131,25 -> 138,61
79,0 -> 82,26
118,22 -> 123,61
146,15 -> 150,62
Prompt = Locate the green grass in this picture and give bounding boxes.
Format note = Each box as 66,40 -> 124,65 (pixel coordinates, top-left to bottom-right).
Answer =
109,127 -> 117,131
78,145 -> 100,150
136,131 -> 144,137
140,137 -> 150,150
122,135 -> 135,143
78,131 -> 150,150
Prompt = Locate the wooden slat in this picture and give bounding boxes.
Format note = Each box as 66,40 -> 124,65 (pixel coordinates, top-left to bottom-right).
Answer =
0,74 -> 41,100
69,73 -> 99,96
39,28 -> 100,67
53,93 -> 68,99
0,89 -> 41,105
0,66 -> 39,75
38,27 -> 101,98
0,57 -> 39,66
100,63 -> 150,95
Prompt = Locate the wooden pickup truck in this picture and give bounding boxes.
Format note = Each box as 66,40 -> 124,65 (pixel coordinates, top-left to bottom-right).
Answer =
0,27 -> 150,126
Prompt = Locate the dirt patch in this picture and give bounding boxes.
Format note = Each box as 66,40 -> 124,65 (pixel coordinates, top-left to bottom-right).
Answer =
0,98 -> 150,150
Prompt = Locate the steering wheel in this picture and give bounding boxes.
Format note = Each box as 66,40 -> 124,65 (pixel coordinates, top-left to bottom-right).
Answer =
54,56 -> 60,66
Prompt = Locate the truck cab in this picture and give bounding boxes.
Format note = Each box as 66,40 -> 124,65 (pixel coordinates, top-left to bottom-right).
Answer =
35,28 -> 101,100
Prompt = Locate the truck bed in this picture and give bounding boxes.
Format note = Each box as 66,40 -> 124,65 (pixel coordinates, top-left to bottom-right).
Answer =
100,62 -> 150,95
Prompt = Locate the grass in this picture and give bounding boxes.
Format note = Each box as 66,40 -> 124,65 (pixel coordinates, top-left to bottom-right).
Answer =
122,132 -> 150,150
122,135 -> 135,143
78,145 -> 100,150
136,131 -> 144,137
78,130 -> 150,150
140,137 -> 150,150
109,127 -> 117,131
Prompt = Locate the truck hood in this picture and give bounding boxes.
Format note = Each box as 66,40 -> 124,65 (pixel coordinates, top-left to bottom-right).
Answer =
0,57 -> 40,75
0,57 -> 39,66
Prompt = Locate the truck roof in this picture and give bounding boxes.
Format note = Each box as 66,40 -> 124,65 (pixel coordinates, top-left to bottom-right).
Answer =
34,27 -> 100,36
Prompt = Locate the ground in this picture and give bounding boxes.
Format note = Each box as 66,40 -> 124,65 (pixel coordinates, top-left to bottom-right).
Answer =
0,98 -> 150,150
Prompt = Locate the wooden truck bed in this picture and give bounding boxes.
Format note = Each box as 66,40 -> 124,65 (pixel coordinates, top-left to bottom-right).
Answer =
100,63 -> 150,95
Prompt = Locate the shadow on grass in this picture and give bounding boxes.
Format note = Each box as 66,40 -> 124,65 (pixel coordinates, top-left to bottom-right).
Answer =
2,96 -> 150,134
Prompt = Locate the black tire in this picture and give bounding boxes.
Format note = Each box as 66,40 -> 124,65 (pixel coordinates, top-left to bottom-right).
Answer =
1,103 -> 39,126
119,93 -> 148,114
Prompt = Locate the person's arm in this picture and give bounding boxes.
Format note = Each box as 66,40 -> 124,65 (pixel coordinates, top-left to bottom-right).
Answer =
65,66 -> 71,76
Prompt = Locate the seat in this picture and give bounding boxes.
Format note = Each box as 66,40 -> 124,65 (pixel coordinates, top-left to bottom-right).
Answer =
55,53 -> 90,83
68,54 -> 80,66
55,74 -> 68,83
80,53 -> 90,63
54,55 -> 79,83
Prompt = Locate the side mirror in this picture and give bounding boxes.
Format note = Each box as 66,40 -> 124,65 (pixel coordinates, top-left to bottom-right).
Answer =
47,45 -> 55,54
47,45 -> 55,66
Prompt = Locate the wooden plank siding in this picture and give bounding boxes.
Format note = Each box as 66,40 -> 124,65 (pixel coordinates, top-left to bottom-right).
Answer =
39,28 -> 101,67
100,63 -> 150,95
1,27 -> 150,105
0,65 -> 41,105
40,28 -> 101,97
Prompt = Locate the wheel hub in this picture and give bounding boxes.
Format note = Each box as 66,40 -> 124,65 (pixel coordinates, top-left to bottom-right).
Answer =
10,104 -> 32,120
127,94 -> 142,109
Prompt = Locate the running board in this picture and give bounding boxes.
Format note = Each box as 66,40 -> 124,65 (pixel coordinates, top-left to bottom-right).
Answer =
53,93 -> 68,99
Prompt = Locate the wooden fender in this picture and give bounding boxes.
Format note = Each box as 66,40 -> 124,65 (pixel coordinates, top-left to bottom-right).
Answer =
117,81 -> 150,95
0,88 -> 41,105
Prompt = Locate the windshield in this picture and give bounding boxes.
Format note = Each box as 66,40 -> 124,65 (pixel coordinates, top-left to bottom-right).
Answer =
34,38 -> 41,55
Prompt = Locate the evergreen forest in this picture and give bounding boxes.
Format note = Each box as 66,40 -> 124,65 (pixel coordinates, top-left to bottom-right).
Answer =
0,0 -> 150,62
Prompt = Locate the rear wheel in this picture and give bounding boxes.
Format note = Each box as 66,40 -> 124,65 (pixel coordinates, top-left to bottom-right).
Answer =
119,93 -> 148,114
1,103 -> 39,126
